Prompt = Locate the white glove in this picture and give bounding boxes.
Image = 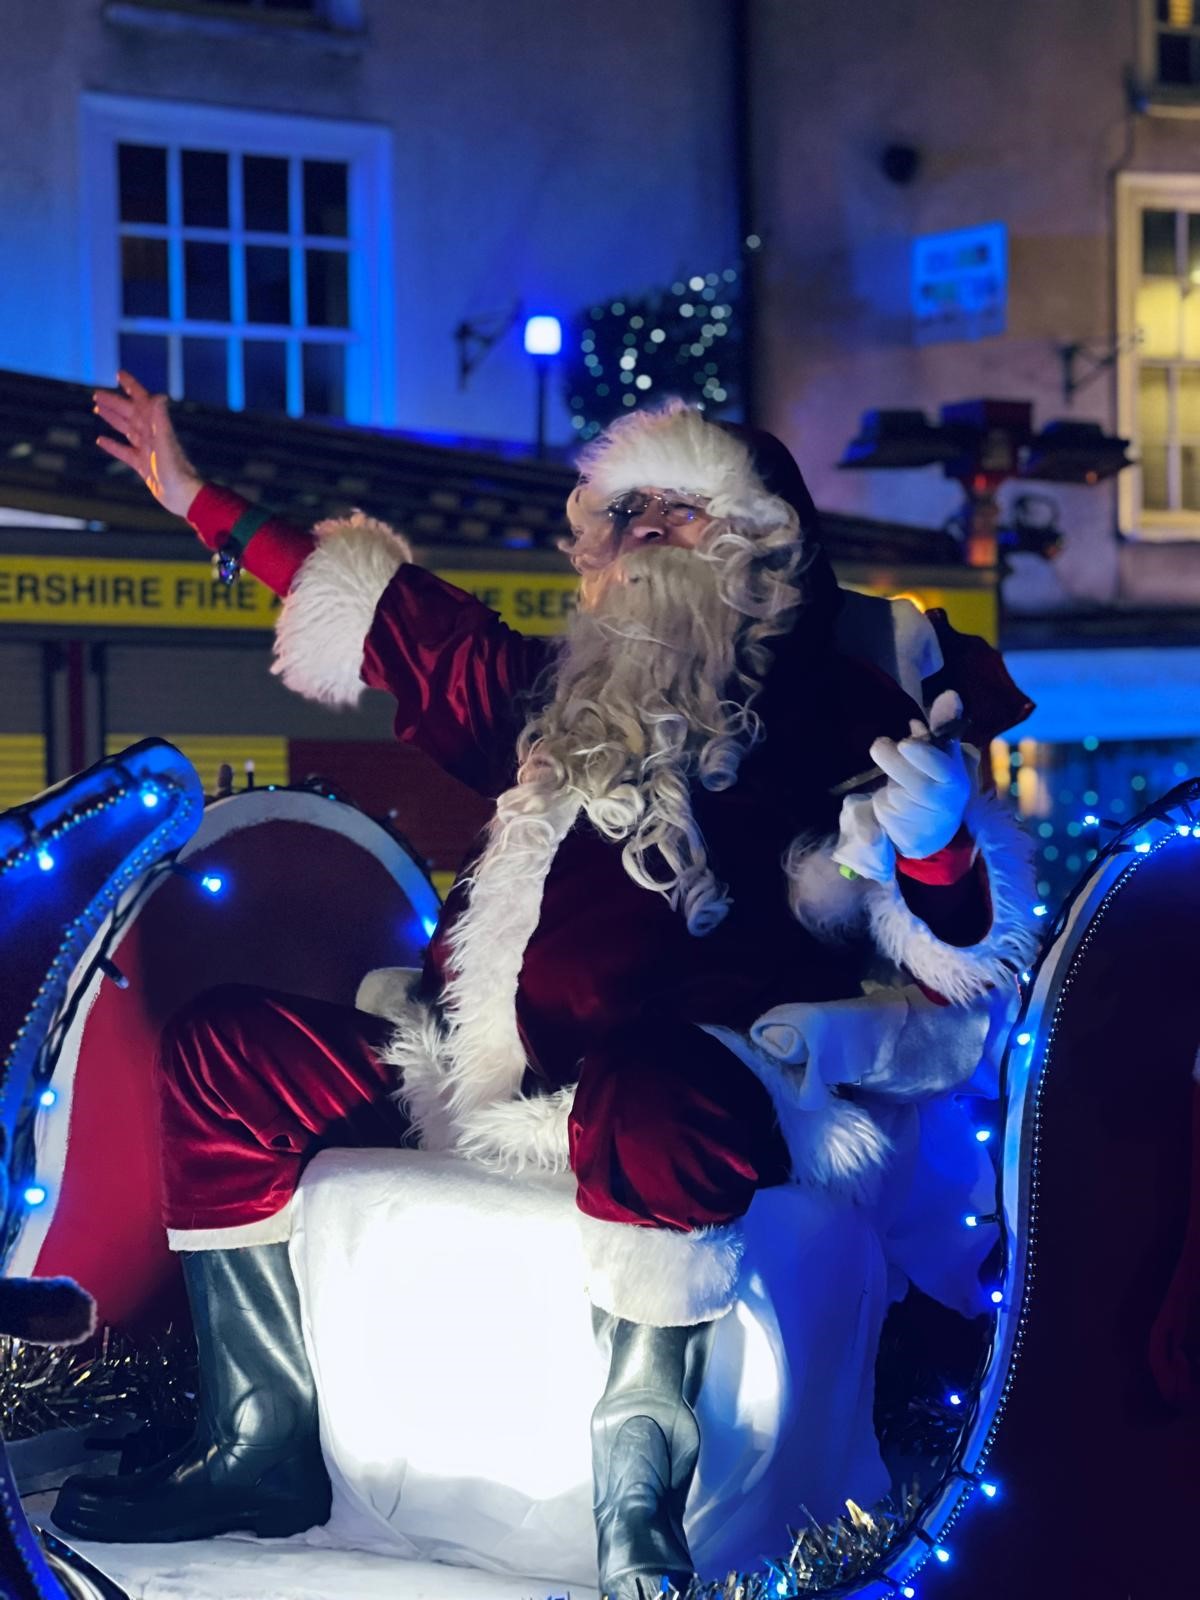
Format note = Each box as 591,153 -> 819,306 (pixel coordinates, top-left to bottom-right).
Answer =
831,793 -> 897,884
869,691 -> 970,861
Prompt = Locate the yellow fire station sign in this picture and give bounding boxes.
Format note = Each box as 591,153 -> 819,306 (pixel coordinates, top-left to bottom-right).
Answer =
0,553 -> 995,642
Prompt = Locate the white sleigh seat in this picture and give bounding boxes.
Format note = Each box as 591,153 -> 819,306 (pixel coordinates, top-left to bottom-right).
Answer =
289,1147 -> 896,1590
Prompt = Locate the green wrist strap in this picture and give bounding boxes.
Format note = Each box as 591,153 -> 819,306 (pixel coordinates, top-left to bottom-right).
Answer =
226,504 -> 275,558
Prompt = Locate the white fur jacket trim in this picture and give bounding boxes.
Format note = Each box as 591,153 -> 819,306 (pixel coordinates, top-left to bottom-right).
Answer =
384,791 -> 582,1173
578,1211 -> 744,1326
272,513 -> 413,708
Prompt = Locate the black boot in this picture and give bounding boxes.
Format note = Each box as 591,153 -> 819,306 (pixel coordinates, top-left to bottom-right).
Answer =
52,1243 -> 331,1543
591,1310 -> 714,1600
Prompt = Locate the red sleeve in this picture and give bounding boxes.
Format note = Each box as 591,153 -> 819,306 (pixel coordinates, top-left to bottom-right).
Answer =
896,824 -> 994,1000
187,484 -> 315,597
363,565 -> 553,797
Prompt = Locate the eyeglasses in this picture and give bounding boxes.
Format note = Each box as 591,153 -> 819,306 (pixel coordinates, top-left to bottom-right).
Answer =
604,491 -> 708,533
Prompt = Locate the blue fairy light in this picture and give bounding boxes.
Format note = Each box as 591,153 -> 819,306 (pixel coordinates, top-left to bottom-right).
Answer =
1016,1031 -> 1032,1045
1134,841 -> 1151,854
980,1481 -> 998,1499
963,1214 -> 979,1228
934,1548 -> 951,1565
1082,813 -> 1100,827
901,1587 -> 916,1599
39,1089 -> 56,1109
200,873 -> 225,896
1176,824 -> 1192,837
36,846 -> 55,872
1032,903 -> 1048,917
24,1185 -> 47,1206
947,1391 -> 962,1407
990,1288 -> 1004,1305
140,784 -> 161,809
974,1127 -> 992,1143
421,915 -> 438,939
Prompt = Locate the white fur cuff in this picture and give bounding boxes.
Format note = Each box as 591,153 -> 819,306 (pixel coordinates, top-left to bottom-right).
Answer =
272,513 -> 413,707
578,1212 -> 744,1327
864,788 -> 1039,1005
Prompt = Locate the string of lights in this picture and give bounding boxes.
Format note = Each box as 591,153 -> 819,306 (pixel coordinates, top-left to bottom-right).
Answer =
565,268 -> 744,442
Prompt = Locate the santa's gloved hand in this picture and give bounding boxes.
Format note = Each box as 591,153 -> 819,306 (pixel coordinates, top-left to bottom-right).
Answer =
831,793 -> 897,884
869,691 -> 971,861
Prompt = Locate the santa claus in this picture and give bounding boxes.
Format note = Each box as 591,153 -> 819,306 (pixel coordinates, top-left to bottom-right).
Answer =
54,374 -> 1037,1600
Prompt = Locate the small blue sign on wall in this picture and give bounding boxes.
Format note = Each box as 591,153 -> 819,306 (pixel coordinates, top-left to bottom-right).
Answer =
911,222 -> 1007,345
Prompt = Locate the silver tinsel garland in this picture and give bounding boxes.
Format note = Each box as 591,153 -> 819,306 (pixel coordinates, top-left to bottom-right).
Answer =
0,1327 -> 197,1442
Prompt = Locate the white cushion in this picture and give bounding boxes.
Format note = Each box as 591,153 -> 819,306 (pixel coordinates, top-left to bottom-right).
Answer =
290,1148 -> 896,1588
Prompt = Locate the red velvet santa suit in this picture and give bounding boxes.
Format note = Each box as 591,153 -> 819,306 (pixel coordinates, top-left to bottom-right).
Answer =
160,458 -> 1035,1327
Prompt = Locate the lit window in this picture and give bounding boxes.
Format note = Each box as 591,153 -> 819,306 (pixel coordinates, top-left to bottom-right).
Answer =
82,95 -> 394,424
1117,176 -> 1200,537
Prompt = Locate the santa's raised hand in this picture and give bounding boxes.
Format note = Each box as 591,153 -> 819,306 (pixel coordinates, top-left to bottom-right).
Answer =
869,690 -> 971,860
93,370 -> 203,519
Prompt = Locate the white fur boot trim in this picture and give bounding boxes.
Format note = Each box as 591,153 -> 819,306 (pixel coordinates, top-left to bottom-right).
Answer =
578,1212 -> 744,1327
166,1200 -> 292,1253
864,786 -> 1039,1005
272,513 -> 413,707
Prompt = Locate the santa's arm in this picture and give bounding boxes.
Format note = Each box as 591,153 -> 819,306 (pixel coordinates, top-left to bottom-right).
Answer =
792,701 -> 1037,1004
187,484 -> 550,796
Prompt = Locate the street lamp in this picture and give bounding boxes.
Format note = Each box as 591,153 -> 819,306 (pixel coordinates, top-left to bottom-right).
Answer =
524,314 -> 562,459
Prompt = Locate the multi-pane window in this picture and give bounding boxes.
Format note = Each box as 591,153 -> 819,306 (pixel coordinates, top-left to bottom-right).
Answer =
1131,204 -> 1200,517
1154,0 -> 1200,87
83,95 -> 394,426
117,142 -> 352,417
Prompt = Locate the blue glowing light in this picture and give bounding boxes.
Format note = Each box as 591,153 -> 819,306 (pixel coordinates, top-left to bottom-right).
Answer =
140,785 -> 161,809
524,315 -> 563,356
974,1127 -> 992,1143
990,1288 -> 1004,1305
1177,824 -> 1192,837
980,1481 -> 998,1499
934,1548 -> 951,1565
1134,840 -> 1151,854
36,846 -> 55,872
901,1587 -> 916,1599
1015,1030 -> 1032,1045
1082,813 -> 1100,827
948,1391 -> 962,1407
1032,903 -> 1048,917
963,1214 -> 979,1228
200,873 -> 224,896
24,1185 -> 47,1206
775,1582 -> 788,1597
421,915 -> 438,939
39,1089 -> 57,1109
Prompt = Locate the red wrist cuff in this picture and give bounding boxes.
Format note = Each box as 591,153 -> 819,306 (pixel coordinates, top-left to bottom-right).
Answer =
186,483 -> 315,597
896,822 -> 976,886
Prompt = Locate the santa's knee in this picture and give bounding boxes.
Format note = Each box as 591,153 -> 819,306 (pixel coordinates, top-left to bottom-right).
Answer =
157,982 -> 272,1094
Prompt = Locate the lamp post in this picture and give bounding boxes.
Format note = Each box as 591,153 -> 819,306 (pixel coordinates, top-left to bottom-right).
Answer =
524,314 -> 562,459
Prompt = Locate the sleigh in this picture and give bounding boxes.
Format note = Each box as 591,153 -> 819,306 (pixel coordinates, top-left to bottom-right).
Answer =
3,602 -> 1200,1600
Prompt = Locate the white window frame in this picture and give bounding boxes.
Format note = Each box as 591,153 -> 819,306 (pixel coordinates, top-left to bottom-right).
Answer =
79,93 -> 395,427
1115,170 -> 1200,540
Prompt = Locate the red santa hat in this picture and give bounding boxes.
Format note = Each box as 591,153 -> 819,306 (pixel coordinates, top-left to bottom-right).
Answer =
574,397 -> 841,620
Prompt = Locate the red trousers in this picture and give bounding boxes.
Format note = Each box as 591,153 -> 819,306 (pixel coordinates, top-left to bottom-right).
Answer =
158,985 -> 791,1234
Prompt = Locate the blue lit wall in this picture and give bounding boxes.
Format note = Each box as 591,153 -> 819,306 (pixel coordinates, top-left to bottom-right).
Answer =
0,2 -> 736,451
